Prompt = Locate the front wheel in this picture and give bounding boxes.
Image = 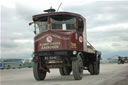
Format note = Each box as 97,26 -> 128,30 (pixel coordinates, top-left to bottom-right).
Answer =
72,54 -> 83,80
33,62 -> 47,81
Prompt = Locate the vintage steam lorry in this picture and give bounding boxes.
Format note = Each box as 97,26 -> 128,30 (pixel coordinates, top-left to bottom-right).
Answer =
30,9 -> 101,80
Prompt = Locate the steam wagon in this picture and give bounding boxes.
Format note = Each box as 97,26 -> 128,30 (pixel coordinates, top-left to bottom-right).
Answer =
30,9 -> 101,80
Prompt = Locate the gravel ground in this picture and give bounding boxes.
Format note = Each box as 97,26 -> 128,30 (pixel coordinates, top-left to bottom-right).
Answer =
114,73 -> 128,85
0,64 -> 128,85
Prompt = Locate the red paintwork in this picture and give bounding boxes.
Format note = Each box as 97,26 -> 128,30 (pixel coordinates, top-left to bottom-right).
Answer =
34,30 -> 83,52
33,12 -> 86,52
33,12 -> 82,21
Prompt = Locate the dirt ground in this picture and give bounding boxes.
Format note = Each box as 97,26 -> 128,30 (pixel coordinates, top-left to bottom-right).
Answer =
0,64 -> 128,85
114,74 -> 128,85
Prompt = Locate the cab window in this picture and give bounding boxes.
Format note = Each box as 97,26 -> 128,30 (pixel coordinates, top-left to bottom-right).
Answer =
51,15 -> 76,30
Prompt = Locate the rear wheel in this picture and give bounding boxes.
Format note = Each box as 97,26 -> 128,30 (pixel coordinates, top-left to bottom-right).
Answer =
89,64 -> 94,75
89,58 -> 100,75
33,62 -> 47,81
59,67 -> 72,75
93,61 -> 100,75
72,54 -> 83,80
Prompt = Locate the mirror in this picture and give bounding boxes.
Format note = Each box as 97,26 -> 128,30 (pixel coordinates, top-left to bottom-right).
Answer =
29,22 -> 34,26
34,30 -> 36,34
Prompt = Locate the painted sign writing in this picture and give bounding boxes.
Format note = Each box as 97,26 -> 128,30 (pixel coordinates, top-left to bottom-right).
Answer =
39,42 -> 61,50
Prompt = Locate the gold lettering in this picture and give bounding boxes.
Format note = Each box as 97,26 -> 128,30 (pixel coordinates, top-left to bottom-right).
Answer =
39,42 -> 60,50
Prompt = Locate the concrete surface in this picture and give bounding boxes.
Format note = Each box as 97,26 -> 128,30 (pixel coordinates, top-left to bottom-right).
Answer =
0,64 -> 128,85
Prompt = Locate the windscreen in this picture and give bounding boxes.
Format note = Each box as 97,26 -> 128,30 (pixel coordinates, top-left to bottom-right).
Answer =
51,15 -> 76,30
35,17 -> 48,32
34,15 -> 76,33
36,21 -> 48,32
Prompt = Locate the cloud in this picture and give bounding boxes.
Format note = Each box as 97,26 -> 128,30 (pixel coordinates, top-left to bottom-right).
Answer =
65,1 -> 128,57
1,39 -> 34,59
64,1 -> 128,28
1,6 -> 16,23
1,6 -> 34,58
15,3 -> 36,21
88,23 -> 128,32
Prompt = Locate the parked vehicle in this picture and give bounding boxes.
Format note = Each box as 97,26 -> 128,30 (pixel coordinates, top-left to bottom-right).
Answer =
118,56 -> 128,64
23,62 -> 33,68
0,60 -> 4,69
0,58 -> 23,69
29,8 -> 101,80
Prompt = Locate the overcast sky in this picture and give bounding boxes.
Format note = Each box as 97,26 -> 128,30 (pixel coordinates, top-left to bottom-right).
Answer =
1,0 -> 128,59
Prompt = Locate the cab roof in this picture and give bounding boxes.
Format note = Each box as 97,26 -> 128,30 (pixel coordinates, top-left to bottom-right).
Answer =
33,12 -> 84,21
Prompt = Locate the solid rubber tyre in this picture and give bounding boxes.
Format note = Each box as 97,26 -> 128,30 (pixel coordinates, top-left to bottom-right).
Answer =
93,61 -> 100,75
89,64 -> 94,75
33,62 -> 46,81
72,55 -> 83,80
89,59 -> 100,75
59,67 -> 72,75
